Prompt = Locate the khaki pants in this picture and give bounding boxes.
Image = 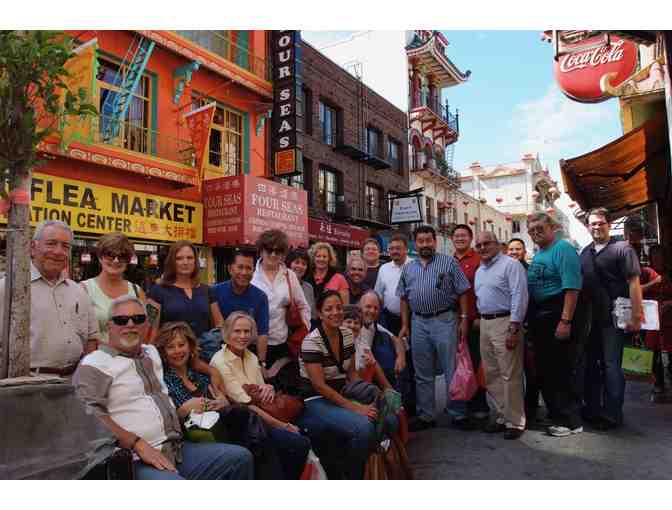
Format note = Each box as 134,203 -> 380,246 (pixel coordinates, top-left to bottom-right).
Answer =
480,316 -> 525,430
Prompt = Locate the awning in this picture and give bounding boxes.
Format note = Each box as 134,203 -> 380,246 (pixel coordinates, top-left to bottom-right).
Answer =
560,113 -> 670,218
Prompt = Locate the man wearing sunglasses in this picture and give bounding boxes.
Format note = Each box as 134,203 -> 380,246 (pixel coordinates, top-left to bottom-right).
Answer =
0,220 -> 99,378
75,295 -> 254,480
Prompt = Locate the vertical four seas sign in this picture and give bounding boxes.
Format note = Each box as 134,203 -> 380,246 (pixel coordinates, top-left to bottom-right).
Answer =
203,175 -> 309,247
272,30 -> 303,176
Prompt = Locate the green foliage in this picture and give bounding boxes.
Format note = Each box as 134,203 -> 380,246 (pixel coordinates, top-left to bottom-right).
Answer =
0,30 -> 97,192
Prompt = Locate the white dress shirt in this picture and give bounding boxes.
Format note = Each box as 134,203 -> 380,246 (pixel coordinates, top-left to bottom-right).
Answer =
251,260 -> 311,346
374,257 -> 412,315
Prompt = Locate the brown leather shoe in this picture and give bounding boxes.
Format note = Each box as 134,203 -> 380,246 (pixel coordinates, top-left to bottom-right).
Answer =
504,428 -> 525,440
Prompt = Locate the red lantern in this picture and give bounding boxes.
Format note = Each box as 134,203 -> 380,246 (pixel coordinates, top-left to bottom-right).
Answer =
546,207 -> 555,214
505,213 -> 512,221
515,195 -> 522,201
468,219 -> 475,225
496,197 -> 503,203
569,202 -> 576,209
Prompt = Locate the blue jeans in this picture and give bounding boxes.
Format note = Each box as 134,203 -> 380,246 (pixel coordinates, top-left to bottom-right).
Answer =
134,441 -> 254,480
585,324 -> 630,425
267,426 -> 311,479
295,397 -> 375,479
411,311 -> 466,421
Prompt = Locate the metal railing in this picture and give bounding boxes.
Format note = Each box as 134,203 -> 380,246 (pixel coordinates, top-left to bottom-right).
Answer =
410,90 -> 459,133
174,31 -> 271,81
350,201 -> 389,224
94,116 -> 194,166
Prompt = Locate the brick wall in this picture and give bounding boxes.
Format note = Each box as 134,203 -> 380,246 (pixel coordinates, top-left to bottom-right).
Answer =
294,41 -> 409,222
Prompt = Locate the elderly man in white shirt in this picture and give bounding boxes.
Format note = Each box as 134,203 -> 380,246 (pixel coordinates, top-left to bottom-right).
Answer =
251,229 -> 311,370
474,231 -> 529,440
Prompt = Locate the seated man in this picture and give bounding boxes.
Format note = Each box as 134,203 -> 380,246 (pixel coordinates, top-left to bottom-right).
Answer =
358,291 -> 406,389
75,295 -> 253,480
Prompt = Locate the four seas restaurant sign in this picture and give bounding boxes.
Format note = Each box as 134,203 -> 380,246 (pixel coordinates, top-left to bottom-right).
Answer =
553,35 -> 638,103
203,175 -> 308,247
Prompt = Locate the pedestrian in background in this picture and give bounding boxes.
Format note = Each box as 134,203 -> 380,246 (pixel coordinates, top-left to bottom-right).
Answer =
474,231 -> 529,439
81,233 -> 145,344
451,224 -> 489,426
397,225 -> 471,431
527,212 -> 585,437
580,208 -> 642,430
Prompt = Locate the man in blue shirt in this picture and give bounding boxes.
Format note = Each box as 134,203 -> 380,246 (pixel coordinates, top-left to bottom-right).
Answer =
527,212 -> 585,437
212,250 -> 269,354
397,225 -> 471,431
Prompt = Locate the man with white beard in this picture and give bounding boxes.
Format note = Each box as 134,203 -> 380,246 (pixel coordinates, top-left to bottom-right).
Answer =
75,296 -> 253,480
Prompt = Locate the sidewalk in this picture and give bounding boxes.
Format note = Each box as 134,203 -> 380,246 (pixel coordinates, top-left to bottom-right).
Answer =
408,379 -> 672,479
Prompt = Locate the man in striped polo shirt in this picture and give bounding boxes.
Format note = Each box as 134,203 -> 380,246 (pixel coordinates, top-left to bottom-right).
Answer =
397,225 -> 471,431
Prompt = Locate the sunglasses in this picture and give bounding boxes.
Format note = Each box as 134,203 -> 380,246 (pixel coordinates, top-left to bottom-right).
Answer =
110,314 -> 147,326
103,252 -> 131,263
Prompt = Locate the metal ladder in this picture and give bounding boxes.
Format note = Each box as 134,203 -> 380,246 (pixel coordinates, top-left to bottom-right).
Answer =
101,35 -> 155,141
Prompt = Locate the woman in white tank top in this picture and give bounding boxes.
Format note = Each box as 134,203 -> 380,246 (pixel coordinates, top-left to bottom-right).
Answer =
81,233 -> 146,343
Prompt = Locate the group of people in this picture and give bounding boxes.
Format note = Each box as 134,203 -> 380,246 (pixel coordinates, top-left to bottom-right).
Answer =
1,204 -> 666,479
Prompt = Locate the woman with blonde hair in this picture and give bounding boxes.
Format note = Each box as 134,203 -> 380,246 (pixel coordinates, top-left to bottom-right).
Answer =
211,311 -> 311,479
307,241 -> 349,304
81,233 -> 145,344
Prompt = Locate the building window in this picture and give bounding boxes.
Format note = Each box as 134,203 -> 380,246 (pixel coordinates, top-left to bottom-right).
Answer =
388,139 -> 401,172
280,172 -> 303,189
512,220 -> 521,233
366,127 -> 381,157
319,166 -> 338,214
300,86 -> 312,136
425,197 -> 434,225
365,184 -> 384,222
192,96 -> 243,176
319,101 -> 338,146
464,212 -> 468,225
97,57 -> 151,154
175,31 -> 257,76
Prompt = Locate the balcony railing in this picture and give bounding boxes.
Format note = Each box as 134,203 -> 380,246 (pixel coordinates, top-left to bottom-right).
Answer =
410,152 -> 461,187
349,201 -> 389,226
410,90 -> 459,133
174,30 -> 271,81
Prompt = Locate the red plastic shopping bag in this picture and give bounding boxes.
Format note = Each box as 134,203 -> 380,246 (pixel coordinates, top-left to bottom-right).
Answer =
448,337 -> 478,401
300,449 -> 328,480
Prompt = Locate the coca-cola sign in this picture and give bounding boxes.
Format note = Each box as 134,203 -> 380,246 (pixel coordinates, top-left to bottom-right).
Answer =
554,35 -> 638,103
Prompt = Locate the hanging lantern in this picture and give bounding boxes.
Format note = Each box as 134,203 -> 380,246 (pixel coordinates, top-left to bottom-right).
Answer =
496,197 -> 503,203
531,191 -> 540,200
568,202 -> 576,209
463,200 -> 469,207
546,207 -> 555,214
468,219 -> 475,225
480,198 -> 487,204
515,195 -> 522,201
505,213 -> 512,221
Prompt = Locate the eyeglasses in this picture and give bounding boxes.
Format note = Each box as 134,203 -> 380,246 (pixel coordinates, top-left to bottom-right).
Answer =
474,241 -> 495,249
103,252 -> 131,263
110,314 -> 147,326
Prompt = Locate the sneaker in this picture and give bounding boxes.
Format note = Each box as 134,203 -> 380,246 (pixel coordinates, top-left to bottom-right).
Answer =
547,425 -> 583,437
408,417 -> 436,432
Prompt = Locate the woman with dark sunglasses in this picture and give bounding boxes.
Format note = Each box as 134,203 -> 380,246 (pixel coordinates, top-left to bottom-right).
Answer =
81,233 -> 146,344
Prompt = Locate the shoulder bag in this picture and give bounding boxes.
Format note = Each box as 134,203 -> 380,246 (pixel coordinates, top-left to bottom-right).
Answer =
285,271 -> 309,358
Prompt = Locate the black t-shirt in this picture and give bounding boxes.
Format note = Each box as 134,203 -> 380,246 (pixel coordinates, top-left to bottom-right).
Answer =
580,239 -> 641,325
363,265 -> 380,290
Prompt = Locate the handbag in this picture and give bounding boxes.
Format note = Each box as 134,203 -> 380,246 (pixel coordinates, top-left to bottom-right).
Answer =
448,336 -> 478,401
243,384 -> 304,422
286,272 -> 309,358
622,335 -> 654,381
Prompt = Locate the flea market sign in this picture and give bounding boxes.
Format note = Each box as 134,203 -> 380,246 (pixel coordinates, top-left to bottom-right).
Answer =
0,173 -> 203,243
271,30 -> 303,176
553,35 -> 639,103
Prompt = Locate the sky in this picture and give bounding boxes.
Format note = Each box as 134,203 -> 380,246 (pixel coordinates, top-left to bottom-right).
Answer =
302,30 -> 626,246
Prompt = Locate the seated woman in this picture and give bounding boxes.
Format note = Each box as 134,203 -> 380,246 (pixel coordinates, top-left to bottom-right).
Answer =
210,312 -> 311,480
295,290 -> 378,479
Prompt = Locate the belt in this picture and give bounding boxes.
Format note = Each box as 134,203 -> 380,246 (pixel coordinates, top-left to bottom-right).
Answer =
415,307 -> 455,318
33,364 -> 78,376
479,311 -> 511,320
